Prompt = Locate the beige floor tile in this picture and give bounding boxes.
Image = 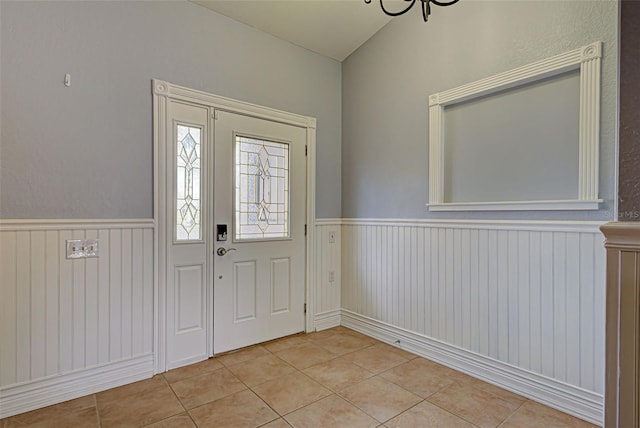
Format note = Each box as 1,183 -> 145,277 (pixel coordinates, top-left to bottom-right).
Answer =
305,329 -> 342,342
328,326 -> 353,333
342,344 -> 411,373
385,401 -> 474,428
98,381 -> 184,428
465,378 -> 525,408
264,335 -> 311,353
275,343 -> 338,369
217,345 -> 271,367
170,367 -> 246,409
253,371 -> 332,415
144,413 -> 196,427
379,358 -> 456,398
2,407 -> 98,428
427,382 -> 522,428
314,332 -> 377,355
1,330 -> 593,428
284,394 -> 379,428
500,400 -> 598,428
339,329 -> 381,341
1,395 -> 96,426
412,357 -> 469,379
227,354 -> 296,387
375,343 -> 417,360
339,376 -> 422,423
163,358 -> 223,383
259,418 -> 292,427
189,389 -> 278,427
303,357 -> 374,391
97,375 -> 166,404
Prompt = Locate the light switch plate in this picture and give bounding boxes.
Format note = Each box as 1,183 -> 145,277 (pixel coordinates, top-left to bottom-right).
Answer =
66,239 -> 99,259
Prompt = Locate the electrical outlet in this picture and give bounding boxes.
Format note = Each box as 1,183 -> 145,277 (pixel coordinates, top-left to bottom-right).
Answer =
328,231 -> 336,243
329,271 -> 335,282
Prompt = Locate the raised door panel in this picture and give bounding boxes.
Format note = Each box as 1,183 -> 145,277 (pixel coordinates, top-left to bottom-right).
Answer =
234,261 -> 257,323
271,257 -> 291,314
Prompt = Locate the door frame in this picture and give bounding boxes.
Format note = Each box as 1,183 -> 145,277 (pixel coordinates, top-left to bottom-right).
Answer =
152,79 -> 317,373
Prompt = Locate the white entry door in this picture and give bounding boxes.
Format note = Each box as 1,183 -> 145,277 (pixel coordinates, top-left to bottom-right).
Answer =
213,110 -> 307,353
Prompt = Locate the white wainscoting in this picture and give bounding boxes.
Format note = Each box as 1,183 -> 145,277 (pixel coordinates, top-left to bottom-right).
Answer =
314,220 -> 342,330
0,220 -> 155,418
340,219 -> 606,425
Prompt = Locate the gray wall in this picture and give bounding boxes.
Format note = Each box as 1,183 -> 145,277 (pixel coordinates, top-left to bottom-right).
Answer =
444,71 -> 580,204
342,0 -> 618,220
0,0 -> 342,219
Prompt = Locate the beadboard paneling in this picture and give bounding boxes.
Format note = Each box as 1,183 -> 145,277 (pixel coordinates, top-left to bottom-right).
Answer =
0,220 -> 154,397
314,221 -> 341,326
341,220 -> 606,396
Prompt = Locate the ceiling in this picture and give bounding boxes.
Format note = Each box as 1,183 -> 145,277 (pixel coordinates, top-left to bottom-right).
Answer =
191,0 -> 394,62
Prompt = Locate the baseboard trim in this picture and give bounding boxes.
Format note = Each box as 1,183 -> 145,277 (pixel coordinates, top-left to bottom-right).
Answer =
341,310 -> 603,426
0,353 -> 154,419
314,310 -> 341,331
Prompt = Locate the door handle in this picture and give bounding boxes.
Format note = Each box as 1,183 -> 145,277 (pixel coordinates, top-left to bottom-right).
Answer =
216,247 -> 237,256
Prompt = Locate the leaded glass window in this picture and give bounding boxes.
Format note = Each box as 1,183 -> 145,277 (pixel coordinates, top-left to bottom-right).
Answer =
176,124 -> 202,241
235,136 -> 289,240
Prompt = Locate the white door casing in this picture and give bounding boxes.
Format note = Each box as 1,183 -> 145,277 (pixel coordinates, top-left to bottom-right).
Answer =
153,80 -> 317,373
213,111 -> 307,353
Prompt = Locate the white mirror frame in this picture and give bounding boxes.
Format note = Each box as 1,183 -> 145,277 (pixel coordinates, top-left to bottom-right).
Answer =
428,41 -> 603,211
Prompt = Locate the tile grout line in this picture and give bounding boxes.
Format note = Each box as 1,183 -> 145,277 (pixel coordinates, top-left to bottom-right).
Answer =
422,397 -> 483,427
229,333 -> 376,422
423,389 -> 504,428
372,360 -> 479,425
247,331 -> 405,424
160,372 -> 198,427
93,394 -> 101,428
243,353 -> 330,421
496,398 -> 529,428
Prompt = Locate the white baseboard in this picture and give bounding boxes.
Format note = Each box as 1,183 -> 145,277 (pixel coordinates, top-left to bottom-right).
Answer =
0,353 -> 154,419
314,310 -> 341,331
341,310 -> 603,426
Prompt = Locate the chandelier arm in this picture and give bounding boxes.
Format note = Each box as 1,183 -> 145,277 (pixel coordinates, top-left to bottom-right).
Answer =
378,0 -> 418,17
421,0 -> 430,22
430,0 -> 460,6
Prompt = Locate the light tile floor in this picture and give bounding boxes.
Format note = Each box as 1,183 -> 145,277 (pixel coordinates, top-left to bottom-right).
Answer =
1,327 -> 597,427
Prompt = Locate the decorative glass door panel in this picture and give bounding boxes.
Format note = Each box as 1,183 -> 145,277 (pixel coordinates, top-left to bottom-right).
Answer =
176,124 -> 202,241
234,135 -> 289,241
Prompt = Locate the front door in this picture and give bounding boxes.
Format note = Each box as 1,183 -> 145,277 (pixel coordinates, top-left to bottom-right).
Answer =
213,110 -> 307,353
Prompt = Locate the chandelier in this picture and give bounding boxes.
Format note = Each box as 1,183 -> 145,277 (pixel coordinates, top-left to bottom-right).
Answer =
364,0 -> 460,22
